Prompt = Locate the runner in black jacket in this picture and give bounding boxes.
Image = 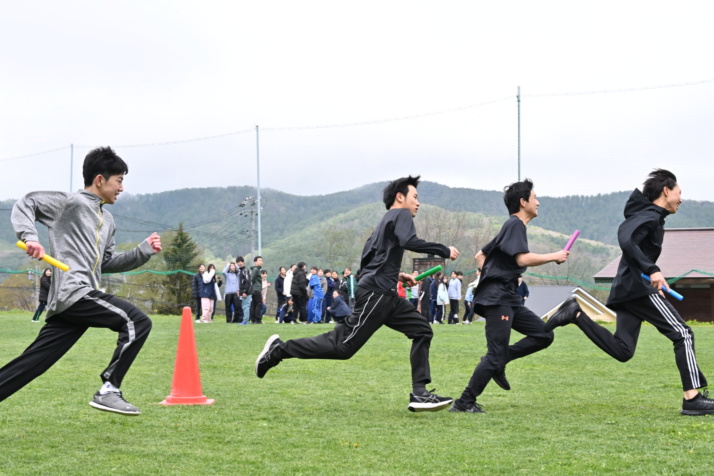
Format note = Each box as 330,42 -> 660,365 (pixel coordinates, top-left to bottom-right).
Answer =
546,169 -> 714,415
255,175 -> 460,412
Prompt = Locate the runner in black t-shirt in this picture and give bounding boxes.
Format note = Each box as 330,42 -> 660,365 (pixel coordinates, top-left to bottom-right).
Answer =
255,175 -> 460,412
450,179 -> 569,413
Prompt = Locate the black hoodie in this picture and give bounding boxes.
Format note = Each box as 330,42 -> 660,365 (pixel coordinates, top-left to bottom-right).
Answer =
607,189 -> 670,306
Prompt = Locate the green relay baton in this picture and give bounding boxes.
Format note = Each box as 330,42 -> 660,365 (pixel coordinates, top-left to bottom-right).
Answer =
413,265 -> 443,282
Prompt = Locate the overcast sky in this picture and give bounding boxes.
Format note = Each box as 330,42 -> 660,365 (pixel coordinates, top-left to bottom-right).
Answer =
2,1 -> 714,203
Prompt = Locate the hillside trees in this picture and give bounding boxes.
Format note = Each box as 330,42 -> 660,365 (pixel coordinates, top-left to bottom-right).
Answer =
159,224 -> 199,315
0,272 -> 36,311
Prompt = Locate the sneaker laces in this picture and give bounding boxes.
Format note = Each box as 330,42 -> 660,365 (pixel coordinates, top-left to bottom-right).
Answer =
701,388 -> 714,402
418,389 -> 442,402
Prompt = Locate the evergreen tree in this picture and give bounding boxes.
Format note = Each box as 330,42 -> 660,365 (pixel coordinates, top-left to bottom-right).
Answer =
159,224 -> 199,314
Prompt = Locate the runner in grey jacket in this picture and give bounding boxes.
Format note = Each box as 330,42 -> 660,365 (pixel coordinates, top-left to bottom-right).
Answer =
0,146 -> 162,416
12,190 -> 154,316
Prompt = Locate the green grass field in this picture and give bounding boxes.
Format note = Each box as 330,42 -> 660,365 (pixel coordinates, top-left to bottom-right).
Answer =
1,311 -> 713,475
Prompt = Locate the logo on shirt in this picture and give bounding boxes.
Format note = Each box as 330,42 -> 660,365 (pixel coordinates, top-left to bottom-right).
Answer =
501,315 -> 509,321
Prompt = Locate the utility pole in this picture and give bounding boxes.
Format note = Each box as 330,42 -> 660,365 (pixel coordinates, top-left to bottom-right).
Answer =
517,86 -> 521,181
239,196 -> 258,258
255,125 -> 262,255
70,144 -> 74,192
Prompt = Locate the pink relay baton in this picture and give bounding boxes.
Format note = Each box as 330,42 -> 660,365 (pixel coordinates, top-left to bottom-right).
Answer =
564,230 -> 580,251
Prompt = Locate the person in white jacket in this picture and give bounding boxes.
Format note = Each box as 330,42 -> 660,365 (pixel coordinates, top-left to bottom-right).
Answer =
436,275 -> 449,324
283,264 -> 296,301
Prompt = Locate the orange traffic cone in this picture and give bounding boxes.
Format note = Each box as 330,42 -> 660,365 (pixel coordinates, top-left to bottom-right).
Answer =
160,306 -> 215,405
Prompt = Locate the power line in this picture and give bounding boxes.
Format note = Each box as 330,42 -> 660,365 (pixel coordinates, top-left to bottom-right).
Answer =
525,78 -> 714,98
3,77 -> 713,160
0,146 -> 69,163
261,96 -> 513,132
75,128 -> 255,149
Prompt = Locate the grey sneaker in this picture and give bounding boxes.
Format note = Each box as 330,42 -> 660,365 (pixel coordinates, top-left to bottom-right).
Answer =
255,334 -> 283,378
89,391 -> 141,416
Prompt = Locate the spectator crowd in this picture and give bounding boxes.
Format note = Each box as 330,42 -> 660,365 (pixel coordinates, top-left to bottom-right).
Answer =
189,255 -> 496,325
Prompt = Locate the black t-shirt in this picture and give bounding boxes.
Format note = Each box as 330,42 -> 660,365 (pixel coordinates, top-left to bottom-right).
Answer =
473,215 -> 529,308
358,208 -> 451,295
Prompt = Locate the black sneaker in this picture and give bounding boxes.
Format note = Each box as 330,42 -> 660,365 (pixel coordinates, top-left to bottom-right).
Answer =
407,389 -> 453,412
255,334 -> 283,378
89,391 -> 141,416
449,399 -> 485,413
480,356 -> 511,391
544,296 -> 582,333
681,390 -> 714,416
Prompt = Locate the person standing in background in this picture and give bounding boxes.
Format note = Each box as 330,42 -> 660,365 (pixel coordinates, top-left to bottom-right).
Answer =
222,262 -> 240,323
274,266 -> 287,323
31,268 -> 52,322
516,275 -> 530,305
250,256 -> 264,324
448,271 -> 462,324
192,264 -> 205,323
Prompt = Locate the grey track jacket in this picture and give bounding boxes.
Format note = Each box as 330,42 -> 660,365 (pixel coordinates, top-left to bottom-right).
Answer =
12,190 -> 154,317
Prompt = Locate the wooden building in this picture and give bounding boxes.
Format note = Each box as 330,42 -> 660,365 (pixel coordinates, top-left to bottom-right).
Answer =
594,228 -> 714,322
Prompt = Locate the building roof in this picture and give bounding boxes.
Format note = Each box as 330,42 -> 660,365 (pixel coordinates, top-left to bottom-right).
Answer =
594,228 -> 714,281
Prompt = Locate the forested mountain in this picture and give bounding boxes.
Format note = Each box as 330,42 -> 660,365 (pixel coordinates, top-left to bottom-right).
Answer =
2,181 -> 714,277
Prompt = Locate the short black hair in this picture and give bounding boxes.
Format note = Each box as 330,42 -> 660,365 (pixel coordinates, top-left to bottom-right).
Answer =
236,256 -> 244,263
383,175 -> 420,210
254,255 -> 262,263
83,147 -> 128,187
643,169 -> 678,202
297,261 -> 306,269
503,179 -> 534,214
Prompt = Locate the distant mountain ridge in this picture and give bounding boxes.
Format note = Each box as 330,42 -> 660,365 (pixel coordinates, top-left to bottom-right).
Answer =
2,182 -> 714,272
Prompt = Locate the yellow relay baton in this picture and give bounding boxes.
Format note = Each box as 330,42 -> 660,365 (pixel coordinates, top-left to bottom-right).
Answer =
16,241 -> 70,272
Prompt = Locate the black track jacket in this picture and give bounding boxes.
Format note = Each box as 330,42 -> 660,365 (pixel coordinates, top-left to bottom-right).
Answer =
607,189 -> 670,307
357,208 -> 450,295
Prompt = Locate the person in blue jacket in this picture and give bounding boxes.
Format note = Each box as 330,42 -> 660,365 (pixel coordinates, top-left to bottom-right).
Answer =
327,290 -> 351,323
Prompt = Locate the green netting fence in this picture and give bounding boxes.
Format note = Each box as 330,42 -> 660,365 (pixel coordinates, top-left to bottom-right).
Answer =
4,268 -> 714,293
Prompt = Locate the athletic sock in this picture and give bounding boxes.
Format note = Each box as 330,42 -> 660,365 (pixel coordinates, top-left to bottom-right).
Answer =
99,381 -> 120,395
412,385 -> 427,395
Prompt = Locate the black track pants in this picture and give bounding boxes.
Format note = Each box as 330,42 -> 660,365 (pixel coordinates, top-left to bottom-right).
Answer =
575,294 -> 707,391
279,287 -> 434,386
0,290 -> 151,402
462,304 -> 553,401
